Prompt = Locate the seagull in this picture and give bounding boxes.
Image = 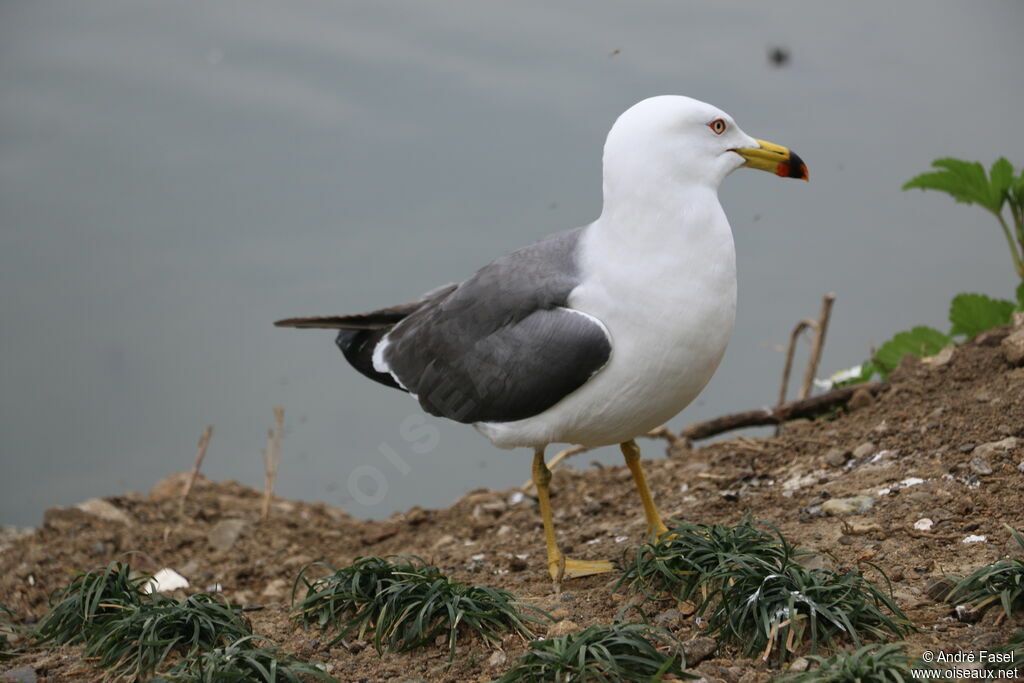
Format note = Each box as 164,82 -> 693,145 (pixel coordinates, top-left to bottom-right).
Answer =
276,95 -> 807,581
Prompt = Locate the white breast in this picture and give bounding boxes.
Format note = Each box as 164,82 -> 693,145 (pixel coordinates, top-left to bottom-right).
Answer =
477,188 -> 737,449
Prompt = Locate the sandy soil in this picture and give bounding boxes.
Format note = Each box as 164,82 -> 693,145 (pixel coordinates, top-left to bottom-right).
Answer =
2,328 -> 1023,682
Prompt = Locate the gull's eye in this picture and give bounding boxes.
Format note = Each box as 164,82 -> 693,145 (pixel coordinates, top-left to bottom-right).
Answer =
708,118 -> 727,135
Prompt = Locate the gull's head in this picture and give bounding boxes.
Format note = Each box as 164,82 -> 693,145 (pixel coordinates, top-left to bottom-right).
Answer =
602,95 -> 808,199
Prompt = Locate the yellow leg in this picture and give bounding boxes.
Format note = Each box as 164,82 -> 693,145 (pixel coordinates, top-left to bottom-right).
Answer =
621,440 -> 669,539
532,449 -> 615,582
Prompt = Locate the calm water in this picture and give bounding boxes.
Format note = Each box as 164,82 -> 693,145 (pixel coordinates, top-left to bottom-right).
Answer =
2,1 -> 1022,526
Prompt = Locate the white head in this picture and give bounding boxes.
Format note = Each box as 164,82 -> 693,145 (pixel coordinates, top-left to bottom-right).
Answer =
601,95 -> 806,208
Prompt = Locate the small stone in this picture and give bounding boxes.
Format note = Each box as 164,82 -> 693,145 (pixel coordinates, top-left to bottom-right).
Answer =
207,519 -> 248,550
914,518 -> 934,531
969,455 -> 993,475
508,555 -> 529,572
682,636 -> 718,665
823,448 -> 851,467
143,568 -> 190,594
432,534 -> 456,549
346,639 -> 367,654
75,498 -> 135,525
852,442 -> 876,459
958,443 -> 976,454
653,609 -> 681,627
149,471 -> 209,501
973,437 -> 1020,459
821,495 -> 875,516
547,619 -> 580,637
1002,326 -> 1024,366
847,388 -> 875,411
487,651 -> 507,668
404,507 -> 427,525
789,657 -> 810,673
260,578 -> 289,600
962,522 -> 980,532
548,607 -> 570,621
962,535 -> 987,544
872,420 -> 891,435
922,345 -> 955,367
0,667 -> 37,683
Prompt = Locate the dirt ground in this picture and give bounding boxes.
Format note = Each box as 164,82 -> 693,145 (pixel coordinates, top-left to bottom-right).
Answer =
2,328 -> 1023,682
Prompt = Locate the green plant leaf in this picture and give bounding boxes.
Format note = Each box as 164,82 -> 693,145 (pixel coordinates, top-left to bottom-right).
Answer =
902,158 -> 1004,214
949,293 -> 1015,338
990,158 -> 1015,199
1017,282 -> 1024,312
873,326 -> 951,376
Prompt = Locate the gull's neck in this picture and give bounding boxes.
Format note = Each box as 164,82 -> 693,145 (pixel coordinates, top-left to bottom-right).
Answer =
594,182 -> 727,249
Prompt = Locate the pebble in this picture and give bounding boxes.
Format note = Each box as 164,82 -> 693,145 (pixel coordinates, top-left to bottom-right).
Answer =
788,657 -> 810,673
847,388 -> 875,410
0,667 -> 37,683
962,535 -> 987,544
823,448 -> 850,467
75,498 -> 135,525
682,636 -> 718,665
973,437 -> 1020,459
431,534 -> 456,549
1002,325 -> 1024,365
852,442 -> 876,459
821,495 -> 875,516
913,518 -> 934,531
968,455 -> 993,474
653,609 -> 681,627
260,578 -> 289,600
207,518 -> 248,550
487,651 -> 507,668
547,619 -> 580,637
143,568 -> 190,594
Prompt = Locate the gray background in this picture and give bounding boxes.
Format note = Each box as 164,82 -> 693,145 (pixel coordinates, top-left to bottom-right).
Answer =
2,1 -> 1022,526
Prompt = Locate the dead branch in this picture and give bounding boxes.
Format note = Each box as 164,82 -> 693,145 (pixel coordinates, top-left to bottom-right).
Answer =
677,381 -> 888,442
799,293 -> 836,400
777,319 -> 815,408
178,425 -> 213,515
775,293 -> 836,436
260,407 -> 284,522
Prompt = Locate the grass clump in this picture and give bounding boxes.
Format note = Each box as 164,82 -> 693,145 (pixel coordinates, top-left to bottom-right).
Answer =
293,555 -> 547,659
946,525 -> 1024,619
82,592 -> 252,680
30,559 -> 334,681
1,605 -> 23,660
619,518 -> 911,664
33,561 -> 148,646
165,634 -> 336,682
781,643 -> 912,682
494,622 -> 693,683
618,514 -> 791,600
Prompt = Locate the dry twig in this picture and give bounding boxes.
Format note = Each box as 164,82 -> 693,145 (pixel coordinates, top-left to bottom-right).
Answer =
261,406 -> 284,521
776,294 -> 836,436
178,425 -> 213,515
677,381 -> 888,442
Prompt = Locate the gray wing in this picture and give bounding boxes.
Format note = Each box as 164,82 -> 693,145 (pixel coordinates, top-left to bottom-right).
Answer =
382,227 -> 612,424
